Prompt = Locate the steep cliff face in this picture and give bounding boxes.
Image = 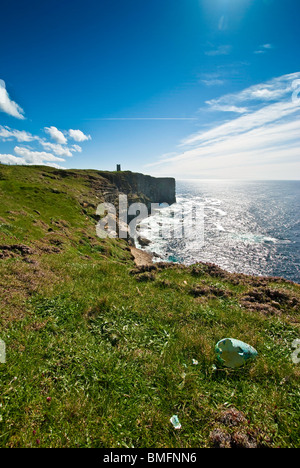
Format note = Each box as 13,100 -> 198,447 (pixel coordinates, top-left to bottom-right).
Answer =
86,170 -> 176,242
42,167 -> 176,210
97,171 -> 176,208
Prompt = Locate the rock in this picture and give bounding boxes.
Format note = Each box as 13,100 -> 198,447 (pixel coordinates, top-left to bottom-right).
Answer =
138,236 -> 151,247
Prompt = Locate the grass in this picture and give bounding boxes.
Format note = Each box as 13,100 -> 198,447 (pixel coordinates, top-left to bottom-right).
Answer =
0,165 -> 299,448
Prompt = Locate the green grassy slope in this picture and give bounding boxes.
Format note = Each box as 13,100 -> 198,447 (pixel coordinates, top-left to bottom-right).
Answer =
0,165 -> 299,448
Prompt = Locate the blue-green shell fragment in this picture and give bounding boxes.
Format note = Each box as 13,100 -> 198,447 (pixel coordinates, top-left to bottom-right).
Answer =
215,338 -> 258,369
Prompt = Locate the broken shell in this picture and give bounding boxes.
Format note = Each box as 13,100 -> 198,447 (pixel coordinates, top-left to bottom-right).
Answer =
215,338 -> 258,369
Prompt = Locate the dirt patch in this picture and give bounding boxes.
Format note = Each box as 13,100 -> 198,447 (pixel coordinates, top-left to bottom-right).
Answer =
6,210 -> 28,218
209,429 -> 232,448
217,408 -> 247,427
50,219 -> 70,229
130,264 -> 158,275
33,238 -> 63,254
241,287 -> 299,315
0,244 -> 36,259
190,283 -> 232,299
135,272 -> 156,282
209,407 -> 271,448
33,219 -> 50,231
0,240 -> 63,260
37,245 -> 61,254
0,259 -> 59,324
190,262 -> 297,288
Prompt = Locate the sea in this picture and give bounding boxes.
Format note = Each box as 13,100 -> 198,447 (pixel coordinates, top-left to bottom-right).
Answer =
137,180 -> 300,284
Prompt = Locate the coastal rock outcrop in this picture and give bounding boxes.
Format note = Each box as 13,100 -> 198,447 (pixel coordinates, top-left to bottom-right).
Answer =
97,170 -> 176,210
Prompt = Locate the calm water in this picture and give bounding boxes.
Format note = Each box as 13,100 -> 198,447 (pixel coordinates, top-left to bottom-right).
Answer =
137,180 -> 300,284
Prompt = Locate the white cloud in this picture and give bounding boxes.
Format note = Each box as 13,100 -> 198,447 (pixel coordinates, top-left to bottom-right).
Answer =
0,147 -> 65,168
183,100 -> 300,147
14,146 -> 65,165
0,80 -> 25,120
205,73 -> 300,113
0,124 -> 85,166
0,126 -> 37,142
0,126 -> 81,159
39,141 -> 83,156
0,154 -> 26,165
147,72 -> 300,179
68,129 -> 91,142
206,104 -> 249,114
44,126 -> 68,144
39,140 -> 73,157
71,144 -> 82,153
0,80 -> 89,167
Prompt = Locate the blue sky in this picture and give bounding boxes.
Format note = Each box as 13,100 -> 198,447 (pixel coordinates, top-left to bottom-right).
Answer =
0,0 -> 299,178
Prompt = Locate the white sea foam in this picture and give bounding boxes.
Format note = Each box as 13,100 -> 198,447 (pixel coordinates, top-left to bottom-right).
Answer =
135,180 -> 300,282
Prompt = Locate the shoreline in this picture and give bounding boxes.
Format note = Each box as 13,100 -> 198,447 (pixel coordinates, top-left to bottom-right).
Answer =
131,243 -> 299,285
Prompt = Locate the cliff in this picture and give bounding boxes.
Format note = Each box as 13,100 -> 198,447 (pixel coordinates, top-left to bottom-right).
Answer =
44,167 -> 176,213
0,165 -> 175,240
94,170 -> 176,209
90,170 -> 176,241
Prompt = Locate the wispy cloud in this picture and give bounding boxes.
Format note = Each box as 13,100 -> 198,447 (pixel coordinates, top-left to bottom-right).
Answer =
201,79 -> 225,87
206,104 -> 249,114
147,72 -> 300,179
205,72 -> 298,111
0,80 -> 25,120
200,73 -> 225,87
71,144 -> 82,153
205,45 -> 232,56
89,117 -> 196,121
218,15 -> 228,32
254,43 -> 274,54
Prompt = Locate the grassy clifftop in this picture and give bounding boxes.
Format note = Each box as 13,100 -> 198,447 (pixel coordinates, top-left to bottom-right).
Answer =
0,165 -> 299,448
